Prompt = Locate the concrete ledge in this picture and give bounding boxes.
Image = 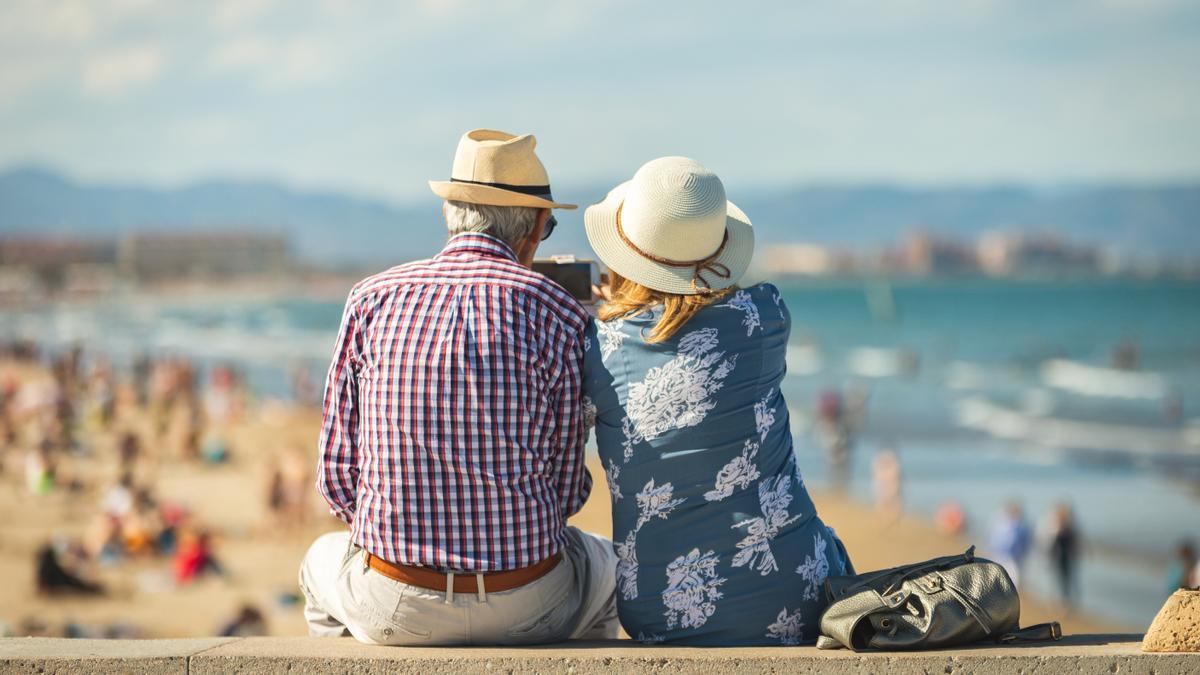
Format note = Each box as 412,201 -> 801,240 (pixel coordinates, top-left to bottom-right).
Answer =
2,634 -> 1197,674
0,638 -> 236,674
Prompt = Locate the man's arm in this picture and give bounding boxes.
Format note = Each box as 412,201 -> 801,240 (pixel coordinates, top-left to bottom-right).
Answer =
548,329 -> 592,519
316,291 -> 363,524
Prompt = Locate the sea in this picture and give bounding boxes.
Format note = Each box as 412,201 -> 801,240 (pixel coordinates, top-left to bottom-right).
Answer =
3,277 -> 1198,629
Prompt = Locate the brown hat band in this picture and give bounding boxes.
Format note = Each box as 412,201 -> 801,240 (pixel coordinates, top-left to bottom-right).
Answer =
615,203 -> 731,294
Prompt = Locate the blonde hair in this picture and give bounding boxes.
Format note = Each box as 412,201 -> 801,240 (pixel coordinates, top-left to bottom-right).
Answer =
598,270 -> 732,343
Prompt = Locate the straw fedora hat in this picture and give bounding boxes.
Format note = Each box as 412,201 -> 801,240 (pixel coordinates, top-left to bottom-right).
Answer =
585,157 -> 753,295
429,129 -> 576,210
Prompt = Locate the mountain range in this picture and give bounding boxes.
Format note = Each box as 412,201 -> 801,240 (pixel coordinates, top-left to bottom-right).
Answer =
1,167 -> 1197,266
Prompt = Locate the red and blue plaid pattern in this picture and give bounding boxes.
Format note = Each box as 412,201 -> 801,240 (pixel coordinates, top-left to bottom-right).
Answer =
317,232 -> 592,572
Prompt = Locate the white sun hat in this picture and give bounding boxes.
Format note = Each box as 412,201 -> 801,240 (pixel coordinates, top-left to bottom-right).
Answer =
585,156 -> 753,295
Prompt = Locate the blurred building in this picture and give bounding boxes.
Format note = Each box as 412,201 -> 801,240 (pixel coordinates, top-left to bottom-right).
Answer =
899,231 -> 979,275
761,243 -> 846,276
118,232 -> 290,282
978,232 -> 1100,277
0,237 -> 116,291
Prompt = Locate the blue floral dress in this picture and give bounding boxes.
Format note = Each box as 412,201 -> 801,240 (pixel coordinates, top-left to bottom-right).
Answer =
583,282 -> 852,645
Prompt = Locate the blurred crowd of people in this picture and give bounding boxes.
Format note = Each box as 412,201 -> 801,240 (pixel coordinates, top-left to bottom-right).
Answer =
0,339 -> 311,638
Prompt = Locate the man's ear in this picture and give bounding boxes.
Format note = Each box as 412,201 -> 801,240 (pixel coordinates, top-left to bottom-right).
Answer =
528,209 -> 551,246
516,209 -> 550,266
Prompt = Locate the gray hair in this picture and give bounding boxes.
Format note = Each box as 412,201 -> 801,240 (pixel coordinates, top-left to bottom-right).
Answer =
444,200 -> 540,249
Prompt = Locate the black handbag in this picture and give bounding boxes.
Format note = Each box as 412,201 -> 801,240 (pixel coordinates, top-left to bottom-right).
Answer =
816,546 -> 1062,651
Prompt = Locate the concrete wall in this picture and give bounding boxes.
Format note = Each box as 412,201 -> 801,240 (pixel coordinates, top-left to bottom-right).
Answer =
1,634 -> 1197,674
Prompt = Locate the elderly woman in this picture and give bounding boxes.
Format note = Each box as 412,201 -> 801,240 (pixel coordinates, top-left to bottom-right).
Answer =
582,157 -> 852,646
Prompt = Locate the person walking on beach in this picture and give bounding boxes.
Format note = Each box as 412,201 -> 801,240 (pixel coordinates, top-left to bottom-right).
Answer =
1044,502 -> 1080,607
299,129 -> 617,645
871,445 -> 903,525
581,157 -> 852,645
1166,540 -> 1198,592
988,501 -> 1033,587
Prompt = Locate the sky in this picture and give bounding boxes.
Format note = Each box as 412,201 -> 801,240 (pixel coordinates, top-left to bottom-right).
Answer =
1,0 -> 1198,203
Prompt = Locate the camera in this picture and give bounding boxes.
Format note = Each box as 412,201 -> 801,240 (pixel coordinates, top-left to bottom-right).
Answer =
532,256 -> 597,305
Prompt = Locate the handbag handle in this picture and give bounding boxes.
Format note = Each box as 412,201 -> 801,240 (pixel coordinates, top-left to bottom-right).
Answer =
997,622 -> 1063,643
849,546 -> 975,596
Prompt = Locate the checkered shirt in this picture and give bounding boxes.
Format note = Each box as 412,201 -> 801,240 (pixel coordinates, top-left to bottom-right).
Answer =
317,232 -> 592,572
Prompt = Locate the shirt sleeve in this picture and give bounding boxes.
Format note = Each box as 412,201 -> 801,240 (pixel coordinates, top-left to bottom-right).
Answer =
316,289 -> 363,524
548,323 -> 592,519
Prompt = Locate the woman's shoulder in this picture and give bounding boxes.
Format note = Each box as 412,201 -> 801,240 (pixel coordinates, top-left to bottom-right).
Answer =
584,313 -> 645,377
706,282 -> 788,332
742,281 -> 786,309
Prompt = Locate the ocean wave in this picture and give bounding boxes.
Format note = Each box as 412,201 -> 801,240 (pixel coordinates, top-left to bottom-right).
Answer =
1040,359 -> 1168,400
785,344 -> 822,376
944,361 -> 993,390
846,347 -> 918,378
943,360 -> 1031,391
954,395 -> 1198,458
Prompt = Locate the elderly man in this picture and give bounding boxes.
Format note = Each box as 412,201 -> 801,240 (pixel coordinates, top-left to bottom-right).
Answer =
299,129 -> 617,645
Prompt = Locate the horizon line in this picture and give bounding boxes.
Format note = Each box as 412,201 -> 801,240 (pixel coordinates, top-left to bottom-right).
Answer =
4,162 -> 1200,209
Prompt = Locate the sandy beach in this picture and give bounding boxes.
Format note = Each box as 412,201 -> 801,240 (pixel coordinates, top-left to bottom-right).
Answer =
0,366 -> 1128,639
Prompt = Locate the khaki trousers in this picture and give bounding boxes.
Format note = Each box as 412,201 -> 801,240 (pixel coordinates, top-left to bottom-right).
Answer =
298,527 -> 619,645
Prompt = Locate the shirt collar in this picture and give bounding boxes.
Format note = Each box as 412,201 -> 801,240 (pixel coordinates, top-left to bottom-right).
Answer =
438,232 -> 519,263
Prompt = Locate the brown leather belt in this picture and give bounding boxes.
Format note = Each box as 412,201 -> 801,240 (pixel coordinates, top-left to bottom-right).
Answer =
364,552 -> 562,594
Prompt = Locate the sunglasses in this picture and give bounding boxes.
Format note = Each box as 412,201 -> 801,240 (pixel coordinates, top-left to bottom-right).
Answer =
541,214 -> 558,241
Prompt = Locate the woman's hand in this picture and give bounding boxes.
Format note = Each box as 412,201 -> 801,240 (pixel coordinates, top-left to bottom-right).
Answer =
592,272 -> 613,303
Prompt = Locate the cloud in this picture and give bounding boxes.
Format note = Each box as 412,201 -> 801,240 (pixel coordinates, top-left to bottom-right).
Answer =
0,61 -> 53,107
211,0 -> 279,30
171,113 -> 246,147
82,43 -> 166,97
206,35 -> 339,89
2,0 -> 1198,194
0,0 -> 94,42
208,37 -> 272,72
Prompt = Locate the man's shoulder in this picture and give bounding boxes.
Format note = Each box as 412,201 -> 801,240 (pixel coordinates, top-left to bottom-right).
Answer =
502,265 -> 590,332
345,259 -> 433,306
344,257 -> 588,331
423,249 -> 588,330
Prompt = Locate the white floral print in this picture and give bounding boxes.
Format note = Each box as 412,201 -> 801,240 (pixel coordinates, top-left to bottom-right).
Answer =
635,478 -> 687,530
621,327 -> 737,454
731,475 -> 802,576
616,530 -> 639,601
772,288 -> 785,320
795,532 -> 831,602
722,290 -> 762,336
604,459 -> 622,501
765,607 -> 805,645
789,454 -> 806,491
598,318 -> 626,361
703,439 -> 760,502
754,394 -> 776,441
662,548 -> 727,630
620,416 -> 639,461
636,632 -> 666,644
615,479 -> 687,601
